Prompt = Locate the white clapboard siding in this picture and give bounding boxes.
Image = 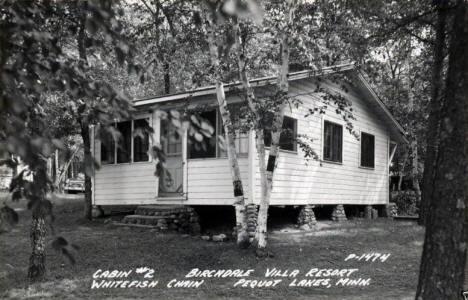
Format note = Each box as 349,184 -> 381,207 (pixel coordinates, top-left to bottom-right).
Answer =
92,111 -> 160,205
252,78 -> 390,205
186,157 -> 249,205
94,162 -> 158,205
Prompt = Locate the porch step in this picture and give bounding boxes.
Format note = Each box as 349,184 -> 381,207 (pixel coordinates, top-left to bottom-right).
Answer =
134,205 -> 192,216
118,205 -> 201,234
112,221 -> 159,229
393,215 -> 419,221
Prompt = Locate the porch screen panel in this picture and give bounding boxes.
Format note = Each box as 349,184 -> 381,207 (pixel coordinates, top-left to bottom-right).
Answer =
217,113 -> 249,157
133,118 -> 150,162
161,119 -> 182,155
189,110 -> 216,158
100,126 -> 115,165
117,121 -> 132,163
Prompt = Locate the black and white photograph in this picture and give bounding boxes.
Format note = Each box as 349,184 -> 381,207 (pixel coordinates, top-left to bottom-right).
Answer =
0,0 -> 467,299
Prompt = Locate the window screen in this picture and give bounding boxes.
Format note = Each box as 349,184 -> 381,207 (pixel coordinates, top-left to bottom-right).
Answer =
116,121 -> 132,163
100,127 -> 115,165
133,119 -> 150,162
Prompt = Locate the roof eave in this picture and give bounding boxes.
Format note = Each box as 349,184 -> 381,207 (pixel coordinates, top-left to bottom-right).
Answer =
354,71 -> 408,144
133,62 -> 356,107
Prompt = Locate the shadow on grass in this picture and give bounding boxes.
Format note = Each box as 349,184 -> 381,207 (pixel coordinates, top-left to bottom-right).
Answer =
0,196 -> 424,300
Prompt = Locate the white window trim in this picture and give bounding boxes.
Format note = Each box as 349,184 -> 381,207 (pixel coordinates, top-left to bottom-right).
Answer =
321,116 -> 344,165
359,130 -> 375,169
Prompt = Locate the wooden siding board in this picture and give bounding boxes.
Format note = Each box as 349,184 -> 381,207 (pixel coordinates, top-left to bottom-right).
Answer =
186,157 -> 249,205
252,78 -> 390,205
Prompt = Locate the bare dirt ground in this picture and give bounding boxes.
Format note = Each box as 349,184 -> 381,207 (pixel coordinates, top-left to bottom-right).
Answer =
0,193 -> 425,300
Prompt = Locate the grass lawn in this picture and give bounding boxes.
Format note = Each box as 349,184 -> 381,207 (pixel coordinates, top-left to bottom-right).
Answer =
0,193 -> 425,300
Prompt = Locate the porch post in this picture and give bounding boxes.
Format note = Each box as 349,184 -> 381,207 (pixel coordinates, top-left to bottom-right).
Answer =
90,125 -> 95,206
153,111 -> 161,198
389,142 -> 397,169
182,126 -> 188,198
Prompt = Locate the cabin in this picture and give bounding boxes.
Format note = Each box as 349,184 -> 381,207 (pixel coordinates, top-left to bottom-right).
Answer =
90,63 -> 406,226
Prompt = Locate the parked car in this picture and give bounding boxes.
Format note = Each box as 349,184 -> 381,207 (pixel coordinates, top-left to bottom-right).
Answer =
64,178 -> 85,194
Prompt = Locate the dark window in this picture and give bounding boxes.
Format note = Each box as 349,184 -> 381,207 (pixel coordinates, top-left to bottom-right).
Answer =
360,132 -> 375,168
116,121 -> 132,163
133,119 -> 150,162
188,110 -> 217,159
323,120 -> 343,163
100,128 -> 115,165
264,116 -> 298,152
101,118 -> 151,164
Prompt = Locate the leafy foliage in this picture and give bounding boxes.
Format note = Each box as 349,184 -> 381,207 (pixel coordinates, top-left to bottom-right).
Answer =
0,0 -> 143,279
392,190 -> 419,216
0,205 -> 19,230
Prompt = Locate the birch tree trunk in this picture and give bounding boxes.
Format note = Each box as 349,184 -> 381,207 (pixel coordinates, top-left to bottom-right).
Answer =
54,149 -> 59,183
28,214 -> 46,282
256,0 -> 297,254
232,19 -> 268,245
47,157 -> 53,179
202,4 -> 249,247
415,0 -> 467,298
419,0 -> 447,226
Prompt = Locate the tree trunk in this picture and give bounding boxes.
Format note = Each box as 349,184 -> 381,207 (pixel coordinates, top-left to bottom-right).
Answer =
398,151 -> 408,191
405,38 -> 422,209
81,120 -> 93,220
202,5 -> 249,247
215,83 -> 249,247
28,213 -> 46,282
410,137 -> 422,202
77,1 -> 92,220
54,149 -> 59,183
233,18 -> 269,247
47,157 -> 52,179
419,0 -> 447,226
164,61 -> 170,94
55,147 -> 79,192
415,1 -> 467,298
256,0 -> 297,254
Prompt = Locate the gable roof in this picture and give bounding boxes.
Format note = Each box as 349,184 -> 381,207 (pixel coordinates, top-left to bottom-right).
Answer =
133,62 -> 407,143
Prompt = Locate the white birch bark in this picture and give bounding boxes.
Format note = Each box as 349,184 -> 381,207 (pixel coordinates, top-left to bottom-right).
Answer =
232,19 -> 268,247
202,4 -> 249,247
256,0 -> 297,252
55,149 -> 59,183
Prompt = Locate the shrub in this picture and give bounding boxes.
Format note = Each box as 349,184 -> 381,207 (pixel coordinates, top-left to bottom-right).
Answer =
391,191 -> 419,216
